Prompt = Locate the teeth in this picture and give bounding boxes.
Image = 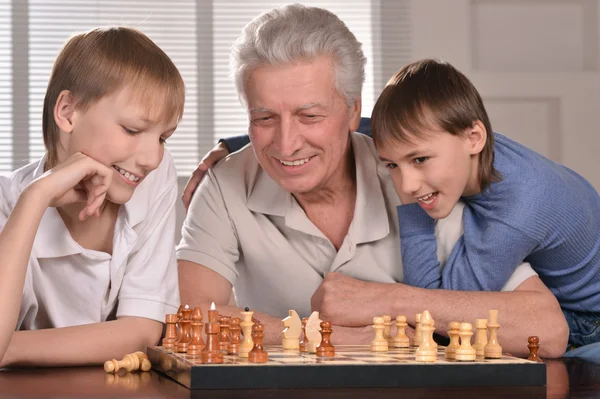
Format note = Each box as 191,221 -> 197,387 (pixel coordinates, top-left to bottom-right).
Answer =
113,166 -> 140,182
280,157 -> 311,166
418,193 -> 436,204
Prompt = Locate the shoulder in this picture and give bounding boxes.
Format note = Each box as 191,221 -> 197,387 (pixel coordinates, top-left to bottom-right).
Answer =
206,145 -> 261,198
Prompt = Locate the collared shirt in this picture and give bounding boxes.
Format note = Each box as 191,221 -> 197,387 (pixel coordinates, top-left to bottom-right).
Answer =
179,133 -> 534,318
0,151 -> 180,330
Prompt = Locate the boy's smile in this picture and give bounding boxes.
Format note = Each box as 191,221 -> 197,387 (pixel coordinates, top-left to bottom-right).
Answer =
377,127 -> 482,219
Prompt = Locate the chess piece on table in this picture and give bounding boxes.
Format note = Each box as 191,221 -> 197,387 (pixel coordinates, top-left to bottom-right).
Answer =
282,309 -> 302,350
316,321 -> 335,357
412,313 -> 422,347
187,307 -> 205,355
415,310 -> 437,362
104,353 -> 140,373
239,308 -> 255,358
393,315 -> 410,348
445,321 -> 461,360
473,318 -> 488,358
299,317 -> 309,353
228,317 -> 242,355
382,315 -> 394,346
528,336 -> 542,362
176,305 -> 193,353
371,316 -> 389,352
484,310 -> 502,359
248,323 -> 268,363
132,351 -> 151,372
218,315 -> 232,351
162,314 -> 178,350
455,322 -> 477,361
305,311 -> 323,354
201,302 -> 224,364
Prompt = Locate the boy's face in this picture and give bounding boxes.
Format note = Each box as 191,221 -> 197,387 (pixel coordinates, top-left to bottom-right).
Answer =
244,56 -> 361,196
60,88 -> 178,205
377,127 -> 482,219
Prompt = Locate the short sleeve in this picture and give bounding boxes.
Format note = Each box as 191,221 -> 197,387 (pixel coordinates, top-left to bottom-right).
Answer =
501,262 -> 538,292
176,169 -> 240,285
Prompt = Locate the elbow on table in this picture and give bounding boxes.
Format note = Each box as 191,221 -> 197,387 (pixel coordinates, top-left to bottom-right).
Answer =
539,312 -> 569,359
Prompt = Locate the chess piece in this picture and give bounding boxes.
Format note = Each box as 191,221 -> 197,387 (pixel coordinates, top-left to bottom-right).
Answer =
455,322 -> 477,361
371,316 -> 389,352
201,302 -> 224,364
172,305 -> 185,347
299,317 -> 309,352
445,321 -> 461,360
187,307 -> 205,355
131,351 -> 151,372
415,310 -> 436,362
316,321 -> 335,357
282,309 -> 302,350
528,336 -> 542,362
176,306 -> 193,353
305,311 -> 323,354
473,319 -> 488,358
228,317 -> 242,355
382,315 -> 394,346
162,314 -> 178,350
412,313 -> 422,347
218,315 -> 232,351
104,353 -> 140,373
239,308 -> 255,358
393,315 -> 410,348
484,310 -> 502,359
248,323 -> 268,363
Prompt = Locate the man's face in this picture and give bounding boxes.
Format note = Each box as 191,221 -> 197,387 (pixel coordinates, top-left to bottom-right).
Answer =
244,56 -> 361,195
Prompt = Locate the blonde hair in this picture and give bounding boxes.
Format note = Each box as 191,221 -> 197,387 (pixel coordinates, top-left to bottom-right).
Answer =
42,26 -> 185,168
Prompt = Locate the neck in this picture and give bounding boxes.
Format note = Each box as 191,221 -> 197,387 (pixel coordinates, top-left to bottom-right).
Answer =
463,155 -> 482,196
294,141 -> 356,207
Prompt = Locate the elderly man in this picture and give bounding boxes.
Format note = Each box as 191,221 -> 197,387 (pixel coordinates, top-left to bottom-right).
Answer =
178,4 -> 567,357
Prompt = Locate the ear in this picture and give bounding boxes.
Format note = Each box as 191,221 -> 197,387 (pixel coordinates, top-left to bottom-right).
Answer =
54,90 -> 77,134
348,98 -> 362,132
466,120 -> 487,155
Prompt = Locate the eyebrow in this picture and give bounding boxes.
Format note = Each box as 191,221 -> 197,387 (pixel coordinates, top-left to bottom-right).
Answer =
248,102 -> 329,114
378,156 -> 393,163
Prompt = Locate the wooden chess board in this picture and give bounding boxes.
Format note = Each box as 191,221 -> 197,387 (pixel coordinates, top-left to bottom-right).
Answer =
147,345 -> 546,390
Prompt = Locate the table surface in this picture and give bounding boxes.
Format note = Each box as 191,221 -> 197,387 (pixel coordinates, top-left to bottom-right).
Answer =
0,358 -> 598,399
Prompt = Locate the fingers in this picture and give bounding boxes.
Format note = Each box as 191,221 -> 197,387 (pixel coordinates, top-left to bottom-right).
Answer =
182,166 -> 207,211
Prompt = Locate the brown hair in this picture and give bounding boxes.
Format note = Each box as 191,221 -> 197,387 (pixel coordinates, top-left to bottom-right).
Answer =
371,59 -> 501,191
42,26 -> 185,168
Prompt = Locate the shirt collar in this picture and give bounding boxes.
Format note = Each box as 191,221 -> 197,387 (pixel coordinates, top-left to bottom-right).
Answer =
246,132 -> 391,243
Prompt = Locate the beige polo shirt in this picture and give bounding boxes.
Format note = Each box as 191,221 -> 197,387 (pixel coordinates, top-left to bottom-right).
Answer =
0,151 -> 180,330
179,133 -> 535,318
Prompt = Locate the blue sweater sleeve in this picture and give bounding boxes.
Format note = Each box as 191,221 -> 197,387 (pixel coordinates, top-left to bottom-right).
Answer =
398,203 -> 540,291
220,117 -> 374,153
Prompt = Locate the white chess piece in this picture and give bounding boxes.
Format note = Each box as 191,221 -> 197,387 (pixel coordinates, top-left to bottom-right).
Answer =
282,309 -> 302,350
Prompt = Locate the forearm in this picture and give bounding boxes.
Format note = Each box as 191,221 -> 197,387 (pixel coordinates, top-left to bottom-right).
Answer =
2,317 -> 162,367
388,280 -> 568,358
0,187 -> 49,364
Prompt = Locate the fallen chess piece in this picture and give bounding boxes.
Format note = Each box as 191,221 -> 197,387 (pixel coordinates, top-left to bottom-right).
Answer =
104,351 -> 152,373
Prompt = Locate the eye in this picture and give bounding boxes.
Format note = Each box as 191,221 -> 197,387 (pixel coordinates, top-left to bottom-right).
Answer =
384,163 -> 398,169
122,126 -> 140,135
414,157 -> 429,165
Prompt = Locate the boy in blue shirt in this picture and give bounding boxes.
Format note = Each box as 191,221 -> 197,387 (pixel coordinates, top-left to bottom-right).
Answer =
371,58 -> 600,357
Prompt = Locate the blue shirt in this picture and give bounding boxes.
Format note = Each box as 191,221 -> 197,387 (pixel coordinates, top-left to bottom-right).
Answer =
398,133 -> 600,312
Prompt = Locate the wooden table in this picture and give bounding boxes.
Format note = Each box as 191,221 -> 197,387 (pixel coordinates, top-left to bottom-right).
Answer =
0,358 -> 598,398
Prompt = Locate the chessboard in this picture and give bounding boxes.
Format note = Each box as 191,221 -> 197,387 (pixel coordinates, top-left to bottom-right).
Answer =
147,344 -> 546,390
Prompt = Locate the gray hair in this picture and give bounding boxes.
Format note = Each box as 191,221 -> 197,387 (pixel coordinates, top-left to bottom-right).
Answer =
231,4 -> 366,107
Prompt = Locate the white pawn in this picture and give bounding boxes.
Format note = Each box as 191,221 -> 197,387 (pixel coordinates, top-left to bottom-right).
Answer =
455,322 -> 476,361
412,313 -> 422,347
382,315 -> 394,346
473,318 -> 488,358
371,316 -> 389,352
445,321 -> 461,360
305,311 -> 322,354
415,310 -> 436,362
484,310 -> 502,359
239,309 -> 254,358
393,315 -> 410,348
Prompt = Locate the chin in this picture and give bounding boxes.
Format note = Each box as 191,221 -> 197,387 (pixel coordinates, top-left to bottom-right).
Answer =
106,188 -> 135,205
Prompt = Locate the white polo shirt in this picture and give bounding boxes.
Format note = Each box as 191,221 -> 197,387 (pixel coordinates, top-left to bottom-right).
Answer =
0,151 -> 180,330
178,133 -> 537,319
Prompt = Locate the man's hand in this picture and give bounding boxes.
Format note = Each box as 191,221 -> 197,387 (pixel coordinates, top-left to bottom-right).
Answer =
311,272 -> 396,327
182,141 -> 230,211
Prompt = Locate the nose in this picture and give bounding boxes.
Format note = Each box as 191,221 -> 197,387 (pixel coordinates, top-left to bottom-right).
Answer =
274,117 -> 302,157
398,167 -> 421,197
136,135 -> 164,173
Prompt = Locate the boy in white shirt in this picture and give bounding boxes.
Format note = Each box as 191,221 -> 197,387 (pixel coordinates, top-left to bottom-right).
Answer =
0,27 -> 182,367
